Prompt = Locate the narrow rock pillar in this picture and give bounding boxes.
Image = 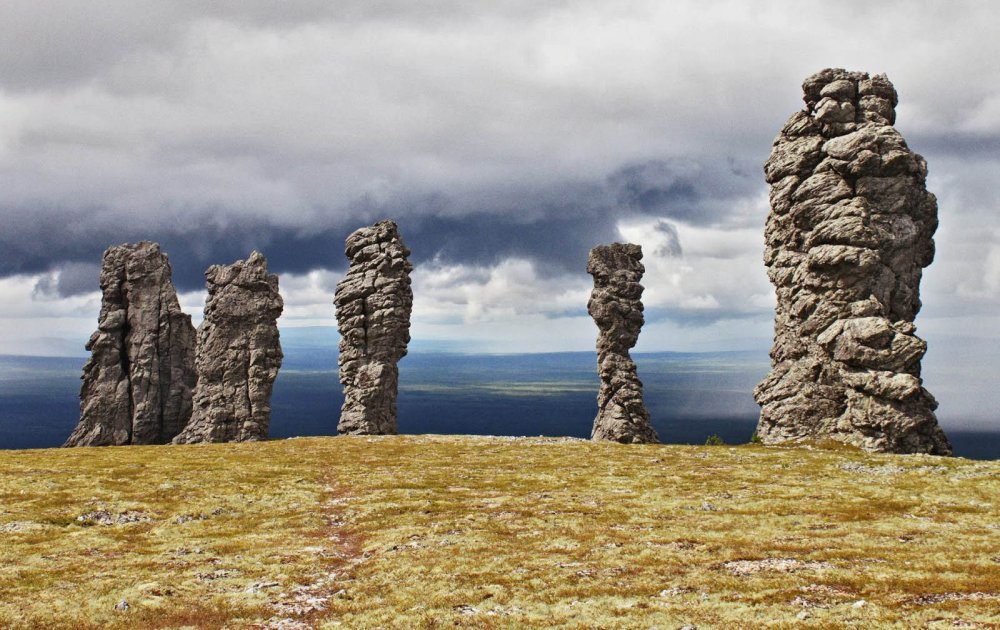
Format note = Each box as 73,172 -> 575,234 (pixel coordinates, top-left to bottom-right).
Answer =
588,243 -> 659,444
334,220 -> 413,435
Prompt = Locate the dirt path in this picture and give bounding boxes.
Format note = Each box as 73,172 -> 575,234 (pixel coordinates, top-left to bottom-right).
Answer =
259,472 -> 366,629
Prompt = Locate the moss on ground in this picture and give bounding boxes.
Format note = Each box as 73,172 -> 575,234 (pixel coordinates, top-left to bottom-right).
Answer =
0,435 -> 998,628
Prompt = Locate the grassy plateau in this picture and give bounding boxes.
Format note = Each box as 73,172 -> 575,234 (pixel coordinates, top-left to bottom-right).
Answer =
0,435 -> 998,628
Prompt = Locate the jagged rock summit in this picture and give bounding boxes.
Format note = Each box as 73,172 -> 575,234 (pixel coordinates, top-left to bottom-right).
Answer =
588,243 -> 659,444
335,220 -> 413,435
754,68 -> 951,455
173,251 -> 283,444
65,242 -> 197,447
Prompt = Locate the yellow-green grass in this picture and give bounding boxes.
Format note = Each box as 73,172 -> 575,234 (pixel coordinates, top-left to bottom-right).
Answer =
1,435 -> 998,628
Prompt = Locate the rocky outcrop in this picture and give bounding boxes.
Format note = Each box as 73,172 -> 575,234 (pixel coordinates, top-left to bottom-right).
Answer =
65,242 -> 196,446
754,68 -> 951,455
173,252 -> 283,443
334,220 -> 413,435
588,243 -> 659,444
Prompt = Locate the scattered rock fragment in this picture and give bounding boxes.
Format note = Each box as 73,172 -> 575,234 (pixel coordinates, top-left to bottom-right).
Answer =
246,581 -> 280,594
65,242 -> 196,446
723,558 -> 832,576
0,521 -> 48,533
909,592 -> 999,605
174,252 -> 283,443
587,243 -> 659,443
754,69 -> 951,454
334,220 -> 413,435
76,509 -> 152,526
838,463 -> 905,475
196,569 -> 236,581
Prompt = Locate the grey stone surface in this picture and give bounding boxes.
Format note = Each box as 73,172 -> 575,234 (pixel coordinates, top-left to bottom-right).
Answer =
65,241 -> 196,446
334,220 -> 413,435
173,251 -> 283,443
754,68 -> 951,455
588,243 -> 659,444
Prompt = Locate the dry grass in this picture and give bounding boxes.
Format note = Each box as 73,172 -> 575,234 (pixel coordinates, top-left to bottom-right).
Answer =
1,435 -> 998,628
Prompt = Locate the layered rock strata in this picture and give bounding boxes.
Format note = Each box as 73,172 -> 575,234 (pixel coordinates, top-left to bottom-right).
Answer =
588,243 -> 659,444
754,68 -> 951,454
65,242 -> 196,446
173,251 -> 283,443
334,220 -> 413,435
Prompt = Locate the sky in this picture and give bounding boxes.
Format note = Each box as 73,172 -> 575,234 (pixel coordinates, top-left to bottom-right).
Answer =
1,1 -> 999,424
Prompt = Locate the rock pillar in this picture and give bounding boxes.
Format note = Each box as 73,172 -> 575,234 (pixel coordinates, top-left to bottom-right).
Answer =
66,241 -> 196,446
174,251 -> 283,443
334,221 -> 414,435
754,68 -> 951,455
588,243 -> 659,444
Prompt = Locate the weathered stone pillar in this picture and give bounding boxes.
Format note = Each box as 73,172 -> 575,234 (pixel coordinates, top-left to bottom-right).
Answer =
174,251 -> 283,443
334,220 -> 413,435
66,241 -> 196,446
588,243 -> 659,444
753,68 -> 951,455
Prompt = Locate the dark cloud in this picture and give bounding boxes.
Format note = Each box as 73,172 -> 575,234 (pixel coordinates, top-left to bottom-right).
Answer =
31,262 -> 99,298
651,220 -> 682,257
911,134 -> 1000,159
3,214 -> 348,295
605,158 -> 762,226
0,157 -> 758,295
610,160 -> 699,215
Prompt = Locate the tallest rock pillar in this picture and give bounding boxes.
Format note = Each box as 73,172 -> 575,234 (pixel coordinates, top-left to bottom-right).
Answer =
753,68 -> 951,455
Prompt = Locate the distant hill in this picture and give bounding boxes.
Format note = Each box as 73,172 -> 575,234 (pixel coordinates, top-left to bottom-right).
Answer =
1,345 -> 998,458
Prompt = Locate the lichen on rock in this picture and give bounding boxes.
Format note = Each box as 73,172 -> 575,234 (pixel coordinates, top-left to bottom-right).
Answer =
588,243 -> 659,444
65,241 -> 196,447
334,220 -> 413,435
173,251 -> 283,444
754,68 -> 951,455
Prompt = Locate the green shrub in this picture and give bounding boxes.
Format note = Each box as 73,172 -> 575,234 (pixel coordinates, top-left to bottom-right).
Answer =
704,434 -> 725,446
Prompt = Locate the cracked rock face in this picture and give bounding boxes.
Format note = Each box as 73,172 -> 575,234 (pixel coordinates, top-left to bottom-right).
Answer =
588,243 -> 659,444
65,242 -> 196,446
754,68 -> 951,455
334,220 -> 413,435
173,251 -> 283,443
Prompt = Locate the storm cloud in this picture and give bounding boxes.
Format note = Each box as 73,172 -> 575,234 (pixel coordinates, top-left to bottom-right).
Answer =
0,156 -> 759,293
1,0 -> 999,343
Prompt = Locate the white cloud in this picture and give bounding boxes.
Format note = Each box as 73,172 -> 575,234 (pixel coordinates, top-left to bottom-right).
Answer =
274,268 -> 339,324
0,274 -> 98,356
617,213 -> 773,320
412,258 -> 590,323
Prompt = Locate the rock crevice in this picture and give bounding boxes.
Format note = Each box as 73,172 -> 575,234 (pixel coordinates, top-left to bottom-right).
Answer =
754,68 -> 951,455
334,220 -> 413,435
66,241 -> 196,447
173,251 -> 283,444
588,243 -> 659,444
